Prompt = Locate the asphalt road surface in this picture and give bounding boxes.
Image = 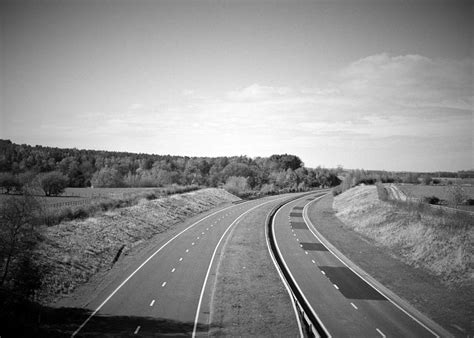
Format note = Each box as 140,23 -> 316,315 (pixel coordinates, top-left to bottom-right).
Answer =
72,194 -> 298,337
272,193 -> 440,338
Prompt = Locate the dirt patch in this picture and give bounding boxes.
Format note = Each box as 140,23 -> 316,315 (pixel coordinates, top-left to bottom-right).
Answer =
308,192 -> 473,336
37,188 -> 239,304
209,199 -> 300,336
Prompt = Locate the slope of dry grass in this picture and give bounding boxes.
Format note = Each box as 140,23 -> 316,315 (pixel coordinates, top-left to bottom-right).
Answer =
333,185 -> 473,287
36,188 -> 239,303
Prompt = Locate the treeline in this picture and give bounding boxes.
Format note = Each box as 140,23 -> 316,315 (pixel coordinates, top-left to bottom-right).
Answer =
0,140 -> 341,194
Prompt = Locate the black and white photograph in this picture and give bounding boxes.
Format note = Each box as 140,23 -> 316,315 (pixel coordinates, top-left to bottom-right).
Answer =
0,0 -> 472,336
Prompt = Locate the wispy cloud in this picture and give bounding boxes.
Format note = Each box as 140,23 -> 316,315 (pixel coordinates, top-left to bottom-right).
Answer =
25,53 -> 471,170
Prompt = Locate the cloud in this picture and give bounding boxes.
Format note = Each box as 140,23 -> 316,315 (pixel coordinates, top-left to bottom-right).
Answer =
338,53 -> 473,111
226,83 -> 293,101
59,53 -> 471,169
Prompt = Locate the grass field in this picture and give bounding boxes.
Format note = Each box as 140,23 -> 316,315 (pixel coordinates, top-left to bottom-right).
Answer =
63,187 -> 161,198
397,184 -> 474,211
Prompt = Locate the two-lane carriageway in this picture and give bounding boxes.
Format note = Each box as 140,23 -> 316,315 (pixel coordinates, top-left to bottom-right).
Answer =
271,193 -> 441,338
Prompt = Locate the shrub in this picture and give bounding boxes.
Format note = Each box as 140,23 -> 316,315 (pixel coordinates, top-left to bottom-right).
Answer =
332,185 -> 342,196
424,196 -> 440,205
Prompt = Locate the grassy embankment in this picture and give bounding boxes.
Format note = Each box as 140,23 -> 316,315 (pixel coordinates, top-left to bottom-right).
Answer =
35,188 -> 239,303
333,185 -> 473,287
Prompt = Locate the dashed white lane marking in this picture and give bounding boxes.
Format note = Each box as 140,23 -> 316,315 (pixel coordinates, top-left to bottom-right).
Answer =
179,257 -> 183,261
305,251 -> 308,255
201,232 -> 205,235
197,237 -> 200,239
161,282 -> 167,287
206,228 -> 209,230
321,270 -> 326,275
311,260 -> 316,264
150,300 -> 155,307
211,224 -> 213,227
333,284 -> 339,290
376,328 -> 386,338
296,238 -> 299,242
192,242 -> 195,246
171,268 -> 176,273
351,302 -> 358,310
134,326 -> 141,334
293,233 -> 296,236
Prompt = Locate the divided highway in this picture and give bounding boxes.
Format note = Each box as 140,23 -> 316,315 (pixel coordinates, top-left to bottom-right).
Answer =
270,192 -> 441,337
71,193 -> 303,337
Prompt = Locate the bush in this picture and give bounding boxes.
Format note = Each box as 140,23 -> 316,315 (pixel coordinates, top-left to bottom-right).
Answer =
424,196 -> 440,205
332,185 -> 342,196
38,171 -> 68,196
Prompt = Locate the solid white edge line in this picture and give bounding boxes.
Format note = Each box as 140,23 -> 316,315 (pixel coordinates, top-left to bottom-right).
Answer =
134,325 -> 141,334
191,196 -> 290,338
376,328 -> 386,338
303,196 -> 440,338
71,202 -> 245,337
272,193 -> 332,338
265,199 -> 306,338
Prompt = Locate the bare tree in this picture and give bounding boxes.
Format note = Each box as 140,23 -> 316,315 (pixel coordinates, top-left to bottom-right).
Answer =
0,193 -> 42,288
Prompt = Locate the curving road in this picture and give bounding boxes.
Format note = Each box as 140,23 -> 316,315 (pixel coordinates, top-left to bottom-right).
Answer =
271,193 -> 441,337
71,193 -> 302,337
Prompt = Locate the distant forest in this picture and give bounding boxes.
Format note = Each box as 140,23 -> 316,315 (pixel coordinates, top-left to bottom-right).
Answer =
1,140 -> 472,194
0,139 -> 342,192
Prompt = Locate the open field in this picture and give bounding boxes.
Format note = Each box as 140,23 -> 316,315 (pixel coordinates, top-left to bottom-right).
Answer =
397,184 -> 474,211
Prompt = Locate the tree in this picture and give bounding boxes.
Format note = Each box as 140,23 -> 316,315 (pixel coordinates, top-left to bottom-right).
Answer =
91,167 -> 123,187
448,185 -> 467,208
0,193 -> 42,289
39,171 -> 69,196
223,176 -> 249,196
421,175 -> 432,185
0,173 -> 21,194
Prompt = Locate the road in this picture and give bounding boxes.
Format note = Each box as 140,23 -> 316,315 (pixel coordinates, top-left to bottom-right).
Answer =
71,193 -> 302,337
271,192 -> 440,337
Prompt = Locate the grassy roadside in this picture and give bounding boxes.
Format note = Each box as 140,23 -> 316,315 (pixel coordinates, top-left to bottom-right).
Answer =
208,195 -> 300,336
307,191 -> 472,336
36,188 -> 239,304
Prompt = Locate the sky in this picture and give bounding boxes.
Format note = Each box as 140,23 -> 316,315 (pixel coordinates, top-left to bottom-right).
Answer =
1,0 -> 472,171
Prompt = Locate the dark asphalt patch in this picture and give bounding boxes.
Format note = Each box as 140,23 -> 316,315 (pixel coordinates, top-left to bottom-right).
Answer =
291,222 -> 308,230
290,212 -> 302,217
300,242 -> 328,251
318,266 -> 386,300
